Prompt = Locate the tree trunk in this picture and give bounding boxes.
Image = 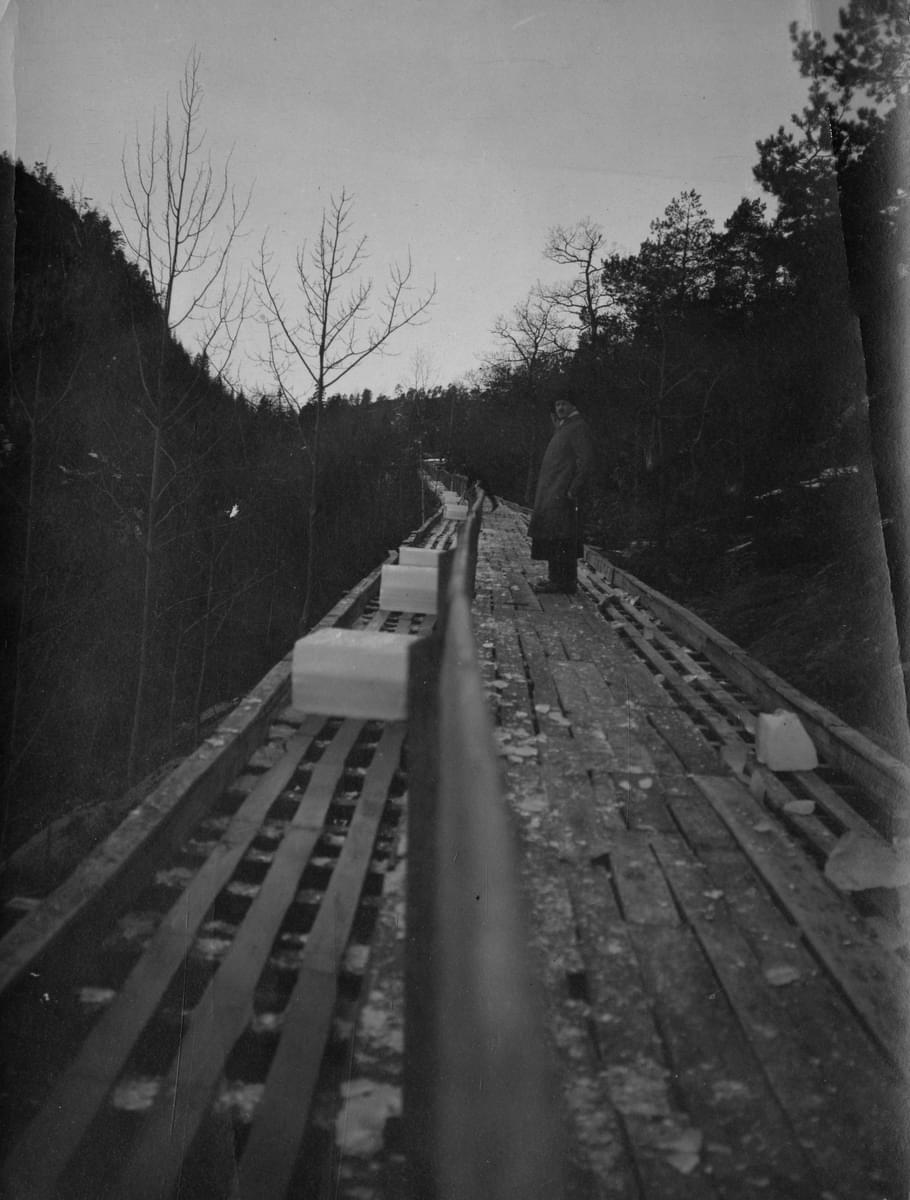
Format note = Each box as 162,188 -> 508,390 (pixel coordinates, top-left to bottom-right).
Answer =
167,619 -> 185,752
838,105 -> 910,733
127,419 -> 163,782
192,549 -> 217,744
860,323 -> 910,726
6,402 -> 38,777
299,397 -> 323,636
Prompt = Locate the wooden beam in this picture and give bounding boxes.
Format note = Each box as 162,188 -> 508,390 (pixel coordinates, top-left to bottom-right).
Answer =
112,719 -> 368,1200
0,656 -> 294,996
584,548 -> 910,820
693,773 -> 910,1071
0,715 -> 326,1200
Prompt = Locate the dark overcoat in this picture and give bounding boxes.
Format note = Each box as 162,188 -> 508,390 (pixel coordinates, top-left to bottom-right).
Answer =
528,412 -> 595,549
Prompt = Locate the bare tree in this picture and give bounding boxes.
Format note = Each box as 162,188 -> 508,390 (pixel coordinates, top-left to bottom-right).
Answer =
492,286 -> 571,501
409,346 -> 437,396
493,286 -> 571,369
542,218 -> 613,348
117,52 -> 250,782
257,189 -> 435,631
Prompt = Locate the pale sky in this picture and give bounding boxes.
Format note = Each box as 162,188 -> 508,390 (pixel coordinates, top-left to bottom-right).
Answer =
4,0 -> 827,398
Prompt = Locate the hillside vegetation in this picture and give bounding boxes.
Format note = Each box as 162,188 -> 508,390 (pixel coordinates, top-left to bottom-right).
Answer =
1,160 -> 426,851
3,4 -> 908,857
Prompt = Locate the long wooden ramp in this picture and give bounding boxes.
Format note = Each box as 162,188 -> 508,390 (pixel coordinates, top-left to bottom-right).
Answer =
469,503 -> 910,1200
1,493 -> 909,1198
0,509 -> 457,1200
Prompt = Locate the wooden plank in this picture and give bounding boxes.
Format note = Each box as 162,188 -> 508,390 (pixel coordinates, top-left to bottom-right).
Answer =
693,773 -> 910,1069
548,664 -> 640,775
643,706 -> 720,774
521,607 -> 571,664
112,719 -> 367,1200
611,771 -> 680,835
566,656 -> 621,706
515,620 -> 566,716
607,612 -> 745,750
549,659 -> 593,714
334,811 -> 409,1199
506,562 -> 678,836
242,965 -> 338,1196
572,604 -> 674,709
584,703 -> 658,775
492,633 -> 633,859
750,765 -> 840,861
576,561 -> 612,606
630,923 -> 818,1196
584,770 -> 627,835
664,784 -> 740,853
566,863 -> 718,1200
555,626 -> 619,702
604,708 -> 693,780
298,723 -> 405,974
793,769 -> 889,841
522,633 -> 677,836
504,570 -> 538,607
0,715 -> 327,1200
510,819 -> 640,1196
605,831 -> 680,926
584,547 -> 910,818
237,723 -> 406,1199
657,840 -> 910,1195
612,595 -> 755,730
538,760 -> 604,860
652,838 -> 901,1198
0,656 -> 294,996
712,742 -> 843,865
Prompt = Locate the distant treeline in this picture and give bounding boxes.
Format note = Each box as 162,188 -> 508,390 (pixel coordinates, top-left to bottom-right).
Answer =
438,181 -> 867,582
437,30 -> 907,620
1,160 -> 425,847
2,3 -> 907,844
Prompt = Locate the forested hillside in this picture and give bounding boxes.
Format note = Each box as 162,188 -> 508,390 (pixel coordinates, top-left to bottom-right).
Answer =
2,2 -> 907,859
423,10 -> 909,759
1,160 -> 425,850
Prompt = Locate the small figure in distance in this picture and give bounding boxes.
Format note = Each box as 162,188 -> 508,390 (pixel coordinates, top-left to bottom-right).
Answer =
462,467 -> 499,512
528,395 -> 594,595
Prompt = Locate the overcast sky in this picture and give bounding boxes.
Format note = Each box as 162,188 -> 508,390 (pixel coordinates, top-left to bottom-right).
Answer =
4,0 -> 829,398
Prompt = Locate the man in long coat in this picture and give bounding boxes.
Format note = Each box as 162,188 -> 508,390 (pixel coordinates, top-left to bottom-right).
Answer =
528,397 -> 595,594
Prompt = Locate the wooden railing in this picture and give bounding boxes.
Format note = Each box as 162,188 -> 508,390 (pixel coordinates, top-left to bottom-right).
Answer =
405,494 -> 565,1200
583,547 -> 910,829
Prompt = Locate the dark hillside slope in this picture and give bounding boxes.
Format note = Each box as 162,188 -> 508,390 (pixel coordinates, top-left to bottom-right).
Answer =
649,465 -> 910,763
1,161 -> 425,856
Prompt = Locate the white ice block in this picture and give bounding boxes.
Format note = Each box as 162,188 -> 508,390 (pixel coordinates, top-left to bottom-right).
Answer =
444,503 -> 468,521
755,709 -> 818,771
292,628 -> 415,719
379,563 -> 438,614
441,490 -> 460,504
398,545 -> 444,567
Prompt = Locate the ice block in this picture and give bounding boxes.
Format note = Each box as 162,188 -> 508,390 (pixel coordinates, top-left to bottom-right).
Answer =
292,627 -> 416,719
379,563 -> 439,614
